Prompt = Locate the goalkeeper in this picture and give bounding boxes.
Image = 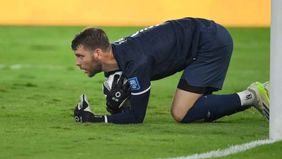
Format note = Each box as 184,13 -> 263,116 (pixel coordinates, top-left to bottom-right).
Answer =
71,17 -> 269,124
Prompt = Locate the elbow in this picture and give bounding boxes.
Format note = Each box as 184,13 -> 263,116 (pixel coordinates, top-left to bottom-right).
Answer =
132,114 -> 145,124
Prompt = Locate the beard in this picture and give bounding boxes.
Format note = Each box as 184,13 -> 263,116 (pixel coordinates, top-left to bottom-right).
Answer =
88,69 -> 101,77
87,62 -> 102,77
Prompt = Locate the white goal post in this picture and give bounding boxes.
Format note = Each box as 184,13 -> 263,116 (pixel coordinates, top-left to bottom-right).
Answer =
269,0 -> 282,140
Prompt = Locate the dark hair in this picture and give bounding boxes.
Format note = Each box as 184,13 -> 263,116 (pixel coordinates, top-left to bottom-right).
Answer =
71,28 -> 110,51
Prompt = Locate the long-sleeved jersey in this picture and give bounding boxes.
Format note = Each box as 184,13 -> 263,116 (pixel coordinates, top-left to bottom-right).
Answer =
107,17 -> 215,123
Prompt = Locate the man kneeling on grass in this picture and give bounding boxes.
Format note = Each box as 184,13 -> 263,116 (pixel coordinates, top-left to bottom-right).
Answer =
71,17 -> 269,124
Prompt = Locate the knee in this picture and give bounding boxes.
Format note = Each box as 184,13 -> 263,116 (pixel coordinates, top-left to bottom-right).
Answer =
171,106 -> 185,122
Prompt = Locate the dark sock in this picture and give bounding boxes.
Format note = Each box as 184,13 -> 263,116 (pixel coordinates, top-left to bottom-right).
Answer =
181,94 -> 250,123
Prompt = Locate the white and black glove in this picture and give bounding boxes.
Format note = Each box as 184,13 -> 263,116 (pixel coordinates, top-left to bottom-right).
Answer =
103,72 -> 131,114
74,94 -> 104,123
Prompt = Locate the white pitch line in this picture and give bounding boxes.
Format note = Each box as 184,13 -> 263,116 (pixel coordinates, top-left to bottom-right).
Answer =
168,139 -> 277,159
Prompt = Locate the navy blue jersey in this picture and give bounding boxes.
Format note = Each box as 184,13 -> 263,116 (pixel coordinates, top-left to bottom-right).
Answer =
107,17 -> 228,124
112,17 -> 202,95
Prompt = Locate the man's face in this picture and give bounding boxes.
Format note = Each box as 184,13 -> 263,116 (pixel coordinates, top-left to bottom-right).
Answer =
74,45 -> 102,77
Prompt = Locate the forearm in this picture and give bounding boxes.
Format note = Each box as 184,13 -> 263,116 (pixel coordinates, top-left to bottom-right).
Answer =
74,86 -> 150,124
107,90 -> 150,124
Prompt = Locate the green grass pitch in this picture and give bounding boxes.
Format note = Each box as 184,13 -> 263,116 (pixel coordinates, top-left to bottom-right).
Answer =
0,26 -> 281,159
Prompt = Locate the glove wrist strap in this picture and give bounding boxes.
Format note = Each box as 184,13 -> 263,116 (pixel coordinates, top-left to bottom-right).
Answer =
104,115 -> 108,123
91,115 -> 106,123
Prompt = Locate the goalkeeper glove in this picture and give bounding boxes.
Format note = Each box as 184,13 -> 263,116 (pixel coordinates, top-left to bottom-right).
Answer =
103,73 -> 131,114
74,94 -> 105,123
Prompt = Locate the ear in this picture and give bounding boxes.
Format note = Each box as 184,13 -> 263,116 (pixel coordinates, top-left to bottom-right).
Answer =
93,48 -> 103,60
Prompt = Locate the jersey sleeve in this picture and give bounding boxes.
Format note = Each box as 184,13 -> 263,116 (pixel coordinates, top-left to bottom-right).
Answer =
106,90 -> 150,124
126,60 -> 151,96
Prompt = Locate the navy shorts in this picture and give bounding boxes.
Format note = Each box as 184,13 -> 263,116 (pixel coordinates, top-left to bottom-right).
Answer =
177,21 -> 233,94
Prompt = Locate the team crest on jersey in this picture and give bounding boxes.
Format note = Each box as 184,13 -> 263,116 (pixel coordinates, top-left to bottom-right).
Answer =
128,77 -> 140,91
